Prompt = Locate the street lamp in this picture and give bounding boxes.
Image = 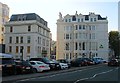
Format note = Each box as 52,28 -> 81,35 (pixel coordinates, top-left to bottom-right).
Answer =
119,34 -> 120,59
20,46 -> 24,61
89,52 -> 92,58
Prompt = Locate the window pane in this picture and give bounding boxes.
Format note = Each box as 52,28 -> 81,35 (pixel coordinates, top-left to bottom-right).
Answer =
9,46 -> 12,53
66,34 -> 69,39
2,27 -> 4,32
69,19 -> 71,22
9,37 -> 12,43
66,43 -> 69,50
28,25 -> 31,31
27,36 -> 31,43
20,37 -> 23,43
75,33 -> 78,39
79,25 -> 81,30
72,16 -> 76,21
78,19 -> 80,22
81,18 -> 83,22
16,37 -> 19,43
94,18 -> 96,21
75,25 -> 78,30
27,46 -> 30,53
16,46 -> 19,53
10,26 -> 13,32
90,18 -> 93,22
83,25 -> 85,29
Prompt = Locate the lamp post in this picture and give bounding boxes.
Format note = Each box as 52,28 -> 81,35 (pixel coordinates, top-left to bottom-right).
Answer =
89,52 -> 92,58
115,34 -> 120,59
20,46 -> 24,61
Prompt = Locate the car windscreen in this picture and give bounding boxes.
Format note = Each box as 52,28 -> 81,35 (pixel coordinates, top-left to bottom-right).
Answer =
43,58 -> 51,63
37,62 -> 44,64
58,60 -> 67,63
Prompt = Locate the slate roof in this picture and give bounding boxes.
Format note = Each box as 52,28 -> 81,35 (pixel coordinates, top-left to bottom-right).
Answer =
83,15 -> 106,21
9,13 -> 47,26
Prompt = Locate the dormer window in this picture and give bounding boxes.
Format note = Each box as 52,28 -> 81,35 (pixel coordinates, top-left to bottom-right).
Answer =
17,15 -> 27,21
81,18 -> 83,22
94,18 -> 96,21
69,19 -> 71,22
90,18 -> 93,22
72,16 -> 76,21
78,19 -> 80,22
65,19 -> 67,22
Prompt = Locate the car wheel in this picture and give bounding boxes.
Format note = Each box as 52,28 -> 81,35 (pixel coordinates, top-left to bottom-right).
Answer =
59,66 -> 62,70
32,68 -> 37,73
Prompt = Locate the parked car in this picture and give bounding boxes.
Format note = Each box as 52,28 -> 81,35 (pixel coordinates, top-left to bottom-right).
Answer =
30,61 -> 50,72
15,60 -> 33,74
57,59 -> 71,68
52,59 -> 68,69
92,57 -> 106,64
59,63 -> 68,69
108,59 -> 119,66
83,58 -> 95,65
29,58 -> 60,70
71,58 -> 88,67
0,57 -> 16,76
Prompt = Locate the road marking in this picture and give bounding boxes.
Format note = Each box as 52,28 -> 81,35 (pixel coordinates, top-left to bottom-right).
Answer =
14,65 -> 104,82
89,69 -> 113,79
74,67 -> 119,83
17,78 -> 30,82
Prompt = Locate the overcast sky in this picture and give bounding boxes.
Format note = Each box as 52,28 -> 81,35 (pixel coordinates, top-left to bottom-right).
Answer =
0,0 -> 119,40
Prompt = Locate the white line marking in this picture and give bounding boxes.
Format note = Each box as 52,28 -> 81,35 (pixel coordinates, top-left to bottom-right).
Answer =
16,65 -> 104,82
89,69 -> 113,79
74,67 -> 119,83
20,78 -> 30,81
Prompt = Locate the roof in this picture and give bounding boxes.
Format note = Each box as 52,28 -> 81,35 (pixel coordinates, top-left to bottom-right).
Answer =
9,13 -> 48,26
97,15 -> 106,20
83,15 -> 106,20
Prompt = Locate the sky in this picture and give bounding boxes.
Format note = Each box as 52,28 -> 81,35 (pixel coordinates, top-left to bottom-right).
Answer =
0,0 -> 119,41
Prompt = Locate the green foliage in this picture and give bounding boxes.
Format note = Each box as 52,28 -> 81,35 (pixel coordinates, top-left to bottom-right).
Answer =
109,31 -> 120,57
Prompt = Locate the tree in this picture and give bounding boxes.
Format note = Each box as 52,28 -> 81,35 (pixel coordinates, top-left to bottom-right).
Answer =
109,31 -> 120,58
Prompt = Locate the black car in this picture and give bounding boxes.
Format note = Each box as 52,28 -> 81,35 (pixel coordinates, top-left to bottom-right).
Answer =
29,58 -> 60,70
0,58 -> 16,76
71,58 -> 88,67
57,59 -> 71,68
15,60 -> 33,74
108,59 -> 119,66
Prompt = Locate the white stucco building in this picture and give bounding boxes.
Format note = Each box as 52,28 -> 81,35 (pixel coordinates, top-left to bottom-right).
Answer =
56,12 -> 109,61
0,2 -> 9,44
5,13 -> 51,60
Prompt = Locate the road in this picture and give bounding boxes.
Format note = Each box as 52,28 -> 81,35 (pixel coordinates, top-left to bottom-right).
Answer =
2,64 -> 120,83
